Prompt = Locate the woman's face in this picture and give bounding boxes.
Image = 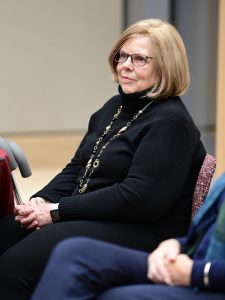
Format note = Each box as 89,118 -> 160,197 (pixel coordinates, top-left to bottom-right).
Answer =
116,35 -> 157,94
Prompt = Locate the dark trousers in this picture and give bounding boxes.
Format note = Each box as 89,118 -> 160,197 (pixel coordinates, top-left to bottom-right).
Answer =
31,238 -> 225,300
0,216 -> 163,300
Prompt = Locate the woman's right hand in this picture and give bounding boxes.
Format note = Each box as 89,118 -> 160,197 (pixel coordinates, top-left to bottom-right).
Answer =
14,203 -> 38,229
14,197 -> 49,230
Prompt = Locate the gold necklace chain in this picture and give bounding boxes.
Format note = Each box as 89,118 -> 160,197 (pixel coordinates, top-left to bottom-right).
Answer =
79,100 -> 154,194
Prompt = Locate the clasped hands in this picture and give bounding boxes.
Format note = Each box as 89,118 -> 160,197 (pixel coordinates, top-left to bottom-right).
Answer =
147,239 -> 193,286
14,197 -> 55,230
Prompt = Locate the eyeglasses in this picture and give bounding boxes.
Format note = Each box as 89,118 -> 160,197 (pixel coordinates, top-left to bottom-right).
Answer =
114,50 -> 154,67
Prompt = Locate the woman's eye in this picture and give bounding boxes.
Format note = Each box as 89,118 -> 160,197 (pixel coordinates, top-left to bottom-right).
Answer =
120,52 -> 127,59
135,55 -> 145,63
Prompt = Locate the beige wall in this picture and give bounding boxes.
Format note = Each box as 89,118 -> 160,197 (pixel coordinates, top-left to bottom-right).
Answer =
0,0 -> 122,133
216,0 -> 225,176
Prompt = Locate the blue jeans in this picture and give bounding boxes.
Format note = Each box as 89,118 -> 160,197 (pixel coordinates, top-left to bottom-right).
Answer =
31,238 -> 225,300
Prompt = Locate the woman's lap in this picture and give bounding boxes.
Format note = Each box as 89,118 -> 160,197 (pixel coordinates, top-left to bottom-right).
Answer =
0,219 -> 159,300
97,284 -> 225,300
0,214 -> 30,256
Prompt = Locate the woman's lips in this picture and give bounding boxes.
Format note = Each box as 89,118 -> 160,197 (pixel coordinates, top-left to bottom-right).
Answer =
120,76 -> 136,83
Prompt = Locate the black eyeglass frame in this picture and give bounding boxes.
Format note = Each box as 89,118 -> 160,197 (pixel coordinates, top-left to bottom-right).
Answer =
114,50 -> 155,67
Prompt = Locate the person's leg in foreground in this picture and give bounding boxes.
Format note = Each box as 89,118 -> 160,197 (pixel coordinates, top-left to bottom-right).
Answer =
97,284 -> 225,300
32,237 -> 225,300
32,237 -> 149,300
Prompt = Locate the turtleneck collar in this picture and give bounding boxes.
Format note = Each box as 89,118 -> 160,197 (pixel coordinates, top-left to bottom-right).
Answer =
118,85 -> 154,114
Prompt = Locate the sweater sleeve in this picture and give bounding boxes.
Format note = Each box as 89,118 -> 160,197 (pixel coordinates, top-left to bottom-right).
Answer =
191,260 -> 225,292
58,119 -> 200,221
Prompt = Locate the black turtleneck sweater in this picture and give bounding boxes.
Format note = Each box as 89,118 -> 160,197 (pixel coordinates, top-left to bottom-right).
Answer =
33,87 -> 206,242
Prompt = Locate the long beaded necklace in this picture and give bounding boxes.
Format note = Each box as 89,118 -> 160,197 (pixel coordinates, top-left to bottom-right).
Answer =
79,99 -> 155,194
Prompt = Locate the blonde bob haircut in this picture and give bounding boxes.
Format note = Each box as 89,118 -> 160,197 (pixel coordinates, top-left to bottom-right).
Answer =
108,19 -> 190,99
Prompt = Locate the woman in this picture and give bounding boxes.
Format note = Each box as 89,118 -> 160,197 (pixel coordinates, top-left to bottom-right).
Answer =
0,19 -> 206,299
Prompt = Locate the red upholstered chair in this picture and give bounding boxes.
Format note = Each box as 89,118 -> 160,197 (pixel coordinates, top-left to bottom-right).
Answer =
0,137 -> 32,212
191,153 -> 216,218
0,149 -> 15,217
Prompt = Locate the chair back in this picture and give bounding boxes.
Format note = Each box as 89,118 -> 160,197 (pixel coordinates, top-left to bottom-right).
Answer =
192,153 -> 216,217
0,149 -> 15,217
0,137 -> 32,205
